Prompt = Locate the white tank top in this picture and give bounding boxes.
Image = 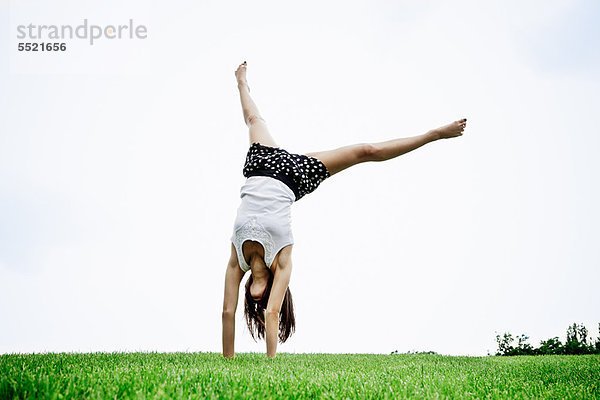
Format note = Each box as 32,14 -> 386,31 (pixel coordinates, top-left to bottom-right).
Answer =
230,176 -> 295,271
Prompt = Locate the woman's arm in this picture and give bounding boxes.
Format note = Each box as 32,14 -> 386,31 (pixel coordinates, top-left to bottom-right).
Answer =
265,252 -> 293,359
222,244 -> 246,358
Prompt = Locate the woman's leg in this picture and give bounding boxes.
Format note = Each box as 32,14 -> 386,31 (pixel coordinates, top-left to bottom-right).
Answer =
305,119 -> 467,176
235,61 -> 278,148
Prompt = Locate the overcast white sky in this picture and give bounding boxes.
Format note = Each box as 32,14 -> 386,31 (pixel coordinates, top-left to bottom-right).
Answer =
1,0 -> 599,356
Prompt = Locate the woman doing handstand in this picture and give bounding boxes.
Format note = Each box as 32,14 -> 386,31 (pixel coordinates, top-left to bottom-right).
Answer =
222,61 -> 467,359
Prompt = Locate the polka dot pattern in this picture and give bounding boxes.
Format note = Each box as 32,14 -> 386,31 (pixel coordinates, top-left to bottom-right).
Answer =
243,142 -> 330,201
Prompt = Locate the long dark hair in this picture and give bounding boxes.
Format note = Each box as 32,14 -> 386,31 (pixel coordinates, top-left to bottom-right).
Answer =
244,271 -> 295,343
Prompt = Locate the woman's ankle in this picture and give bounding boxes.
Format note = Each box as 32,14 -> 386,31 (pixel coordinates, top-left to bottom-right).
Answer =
425,129 -> 440,142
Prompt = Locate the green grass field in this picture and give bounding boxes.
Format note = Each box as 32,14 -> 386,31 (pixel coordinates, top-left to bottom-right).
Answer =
1,352 -> 599,399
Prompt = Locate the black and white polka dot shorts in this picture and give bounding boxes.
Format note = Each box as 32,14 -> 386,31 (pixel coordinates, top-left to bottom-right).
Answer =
243,142 -> 330,201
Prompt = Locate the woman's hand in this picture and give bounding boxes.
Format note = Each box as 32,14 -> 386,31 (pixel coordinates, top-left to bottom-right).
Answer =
222,244 -> 246,359
265,310 -> 280,359
265,246 -> 293,359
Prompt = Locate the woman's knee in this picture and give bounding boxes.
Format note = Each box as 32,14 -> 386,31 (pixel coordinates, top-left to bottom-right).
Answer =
246,113 -> 266,126
357,143 -> 379,162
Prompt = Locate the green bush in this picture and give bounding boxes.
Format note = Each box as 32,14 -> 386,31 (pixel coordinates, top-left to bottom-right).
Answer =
496,322 -> 600,356
537,337 -> 563,355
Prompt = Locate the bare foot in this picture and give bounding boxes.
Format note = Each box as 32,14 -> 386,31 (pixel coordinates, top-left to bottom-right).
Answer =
235,61 -> 249,91
430,118 -> 467,140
